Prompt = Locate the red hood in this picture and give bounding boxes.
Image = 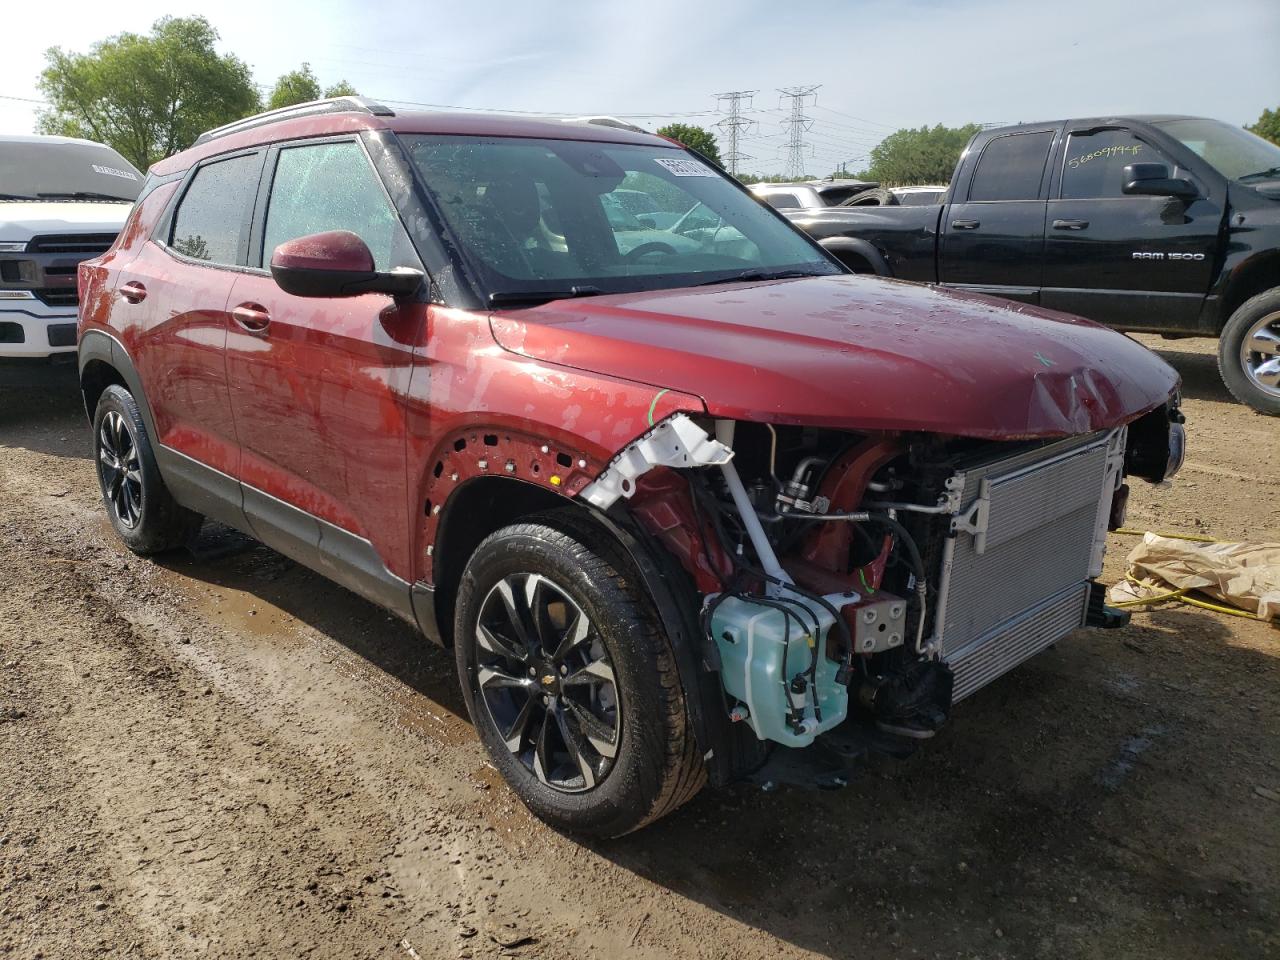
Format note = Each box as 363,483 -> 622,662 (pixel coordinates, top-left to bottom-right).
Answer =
489,275 -> 1180,439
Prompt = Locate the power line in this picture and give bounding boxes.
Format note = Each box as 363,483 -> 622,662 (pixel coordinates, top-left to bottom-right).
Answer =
713,89 -> 757,176
778,85 -> 820,179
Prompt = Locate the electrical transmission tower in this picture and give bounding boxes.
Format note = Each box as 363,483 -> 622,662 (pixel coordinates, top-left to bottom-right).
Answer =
778,85 -> 820,179
713,90 -> 757,176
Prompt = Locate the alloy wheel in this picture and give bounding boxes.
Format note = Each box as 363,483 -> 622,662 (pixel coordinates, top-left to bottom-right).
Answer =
97,410 -> 143,528
474,572 -> 621,792
1241,310 -> 1280,398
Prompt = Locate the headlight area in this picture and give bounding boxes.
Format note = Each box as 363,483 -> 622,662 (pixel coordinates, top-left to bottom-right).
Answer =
582,414 -> 1145,769
1124,399 -> 1186,484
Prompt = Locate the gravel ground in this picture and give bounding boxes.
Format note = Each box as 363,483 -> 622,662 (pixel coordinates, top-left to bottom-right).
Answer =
1,336 -> 1277,960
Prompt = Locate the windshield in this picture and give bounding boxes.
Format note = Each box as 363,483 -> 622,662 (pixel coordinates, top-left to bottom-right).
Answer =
400,135 -> 837,301
0,139 -> 142,202
1154,118 -> 1280,183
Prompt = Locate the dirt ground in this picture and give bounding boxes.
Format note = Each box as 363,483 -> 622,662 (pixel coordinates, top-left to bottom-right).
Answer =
1,336 -> 1277,960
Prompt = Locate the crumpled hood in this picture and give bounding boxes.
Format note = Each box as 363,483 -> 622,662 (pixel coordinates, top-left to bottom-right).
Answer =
0,200 -> 131,241
489,275 -> 1180,439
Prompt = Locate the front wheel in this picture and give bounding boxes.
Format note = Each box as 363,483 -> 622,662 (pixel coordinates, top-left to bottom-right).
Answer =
1218,289 -> 1280,415
454,512 -> 704,837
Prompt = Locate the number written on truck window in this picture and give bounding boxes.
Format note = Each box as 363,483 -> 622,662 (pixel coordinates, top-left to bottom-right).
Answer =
1061,130 -> 1151,199
967,131 -> 1054,202
170,153 -> 260,265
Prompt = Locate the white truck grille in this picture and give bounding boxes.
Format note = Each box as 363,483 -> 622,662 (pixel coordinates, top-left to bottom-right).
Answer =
935,430 -> 1119,701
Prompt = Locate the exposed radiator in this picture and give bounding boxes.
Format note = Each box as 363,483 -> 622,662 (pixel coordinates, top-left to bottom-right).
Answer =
934,430 -> 1118,701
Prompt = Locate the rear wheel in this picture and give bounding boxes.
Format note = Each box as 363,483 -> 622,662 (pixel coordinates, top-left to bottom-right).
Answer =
1218,289 -> 1280,416
93,385 -> 203,553
454,512 -> 704,836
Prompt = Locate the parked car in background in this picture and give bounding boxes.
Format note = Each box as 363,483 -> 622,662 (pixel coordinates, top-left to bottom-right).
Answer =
749,178 -> 878,210
1,134 -> 141,364
841,185 -> 950,207
779,116 -> 1280,414
79,97 -> 1184,837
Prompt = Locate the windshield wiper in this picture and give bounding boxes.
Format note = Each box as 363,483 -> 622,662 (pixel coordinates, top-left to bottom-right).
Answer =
1239,166 -> 1280,183
692,268 -> 828,287
0,193 -> 37,201
488,285 -> 605,307
37,191 -> 135,202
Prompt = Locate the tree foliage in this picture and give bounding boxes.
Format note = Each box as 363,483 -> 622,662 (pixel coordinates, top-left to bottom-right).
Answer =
859,123 -> 981,185
37,16 -> 259,171
656,123 -> 722,165
1247,107 -> 1280,146
267,65 -> 358,110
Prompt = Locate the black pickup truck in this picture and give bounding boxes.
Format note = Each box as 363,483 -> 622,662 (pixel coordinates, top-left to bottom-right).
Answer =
784,116 -> 1280,414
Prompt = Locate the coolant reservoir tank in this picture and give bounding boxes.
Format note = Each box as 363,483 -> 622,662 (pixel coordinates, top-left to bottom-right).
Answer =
711,593 -> 854,748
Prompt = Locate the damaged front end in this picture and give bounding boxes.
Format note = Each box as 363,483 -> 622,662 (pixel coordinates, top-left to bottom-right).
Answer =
580,405 -> 1184,779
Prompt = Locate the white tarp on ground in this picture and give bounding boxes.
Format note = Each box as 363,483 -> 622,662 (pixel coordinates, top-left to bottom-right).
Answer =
1108,533 -> 1280,622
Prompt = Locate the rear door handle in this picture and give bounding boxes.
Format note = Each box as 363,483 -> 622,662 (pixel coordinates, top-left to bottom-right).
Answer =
951,219 -> 980,230
119,281 -> 147,304
1052,219 -> 1090,231
231,302 -> 271,333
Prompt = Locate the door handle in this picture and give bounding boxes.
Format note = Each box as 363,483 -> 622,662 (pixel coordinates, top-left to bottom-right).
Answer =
231,302 -> 271,333
951,219 -> 980,230
1052,219 -> 1090,231
119,281 -> 147,304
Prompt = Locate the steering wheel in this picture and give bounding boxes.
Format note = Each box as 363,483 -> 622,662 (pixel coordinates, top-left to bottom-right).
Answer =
623,241 -> 676,262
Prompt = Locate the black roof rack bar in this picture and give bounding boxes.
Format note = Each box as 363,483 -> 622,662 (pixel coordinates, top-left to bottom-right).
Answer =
194,96 -> 396,146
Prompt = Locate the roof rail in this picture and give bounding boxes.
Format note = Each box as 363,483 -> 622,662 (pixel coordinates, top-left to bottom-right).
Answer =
194,96 -> 396,146
561,116 -> 649,135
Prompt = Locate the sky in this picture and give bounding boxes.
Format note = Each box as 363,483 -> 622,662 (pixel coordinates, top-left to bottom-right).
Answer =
3,0 -> 1278,177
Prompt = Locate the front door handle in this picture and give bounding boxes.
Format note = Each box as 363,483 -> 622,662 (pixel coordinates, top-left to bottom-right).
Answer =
1052,219 -> 1090,231
231,302 -> 271,333
951,219 -> 980,230
119,281 -> 147,304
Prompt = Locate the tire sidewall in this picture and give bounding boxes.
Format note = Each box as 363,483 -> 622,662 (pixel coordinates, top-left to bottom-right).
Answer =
92,385 -> 176,552
454,523 -> 674,836
1218,289 -> 1280,416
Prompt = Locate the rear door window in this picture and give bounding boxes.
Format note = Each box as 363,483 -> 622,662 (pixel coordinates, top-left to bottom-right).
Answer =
169,153 -> 260,265
967,132 -> 1054,201
262,140 -> 408,271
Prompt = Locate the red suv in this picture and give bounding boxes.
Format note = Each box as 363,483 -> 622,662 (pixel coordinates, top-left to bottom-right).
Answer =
78,97 -> 1185,837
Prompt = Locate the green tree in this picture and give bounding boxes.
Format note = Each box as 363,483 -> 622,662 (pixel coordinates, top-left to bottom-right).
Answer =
267,63 -> 321,110
1247,107 -> 1280,146
656,123 -> 722,165
37,16 -> 259,171
860,123 -> 982,185
324,80 -> 359,99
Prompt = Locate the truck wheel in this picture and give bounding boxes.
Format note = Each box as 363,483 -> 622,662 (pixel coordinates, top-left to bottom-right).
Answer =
453,512 -> 704,837
92,385 -> 203,553
1218,289 -> 1280,416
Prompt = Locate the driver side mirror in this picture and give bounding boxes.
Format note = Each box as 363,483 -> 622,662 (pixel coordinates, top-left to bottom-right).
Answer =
1122,163 -> 1199,201
269,230 -> 423,299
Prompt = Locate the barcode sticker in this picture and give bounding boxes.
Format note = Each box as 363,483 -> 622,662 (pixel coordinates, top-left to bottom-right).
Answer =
654,157 -> 717,178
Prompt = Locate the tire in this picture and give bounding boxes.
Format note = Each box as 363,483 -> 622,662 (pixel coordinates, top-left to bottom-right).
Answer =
842,187 -> 897,207
92,384 -> 203,554
1217,289 -> 1280,416
454,511 -> 704,837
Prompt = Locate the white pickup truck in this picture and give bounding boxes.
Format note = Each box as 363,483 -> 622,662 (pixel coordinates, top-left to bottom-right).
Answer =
1,134 -> 141,363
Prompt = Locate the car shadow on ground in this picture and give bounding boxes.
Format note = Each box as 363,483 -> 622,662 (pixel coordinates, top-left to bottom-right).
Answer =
1151,346 -> 1237,405
155,520 -> 1279,957
0,362 -> 91,461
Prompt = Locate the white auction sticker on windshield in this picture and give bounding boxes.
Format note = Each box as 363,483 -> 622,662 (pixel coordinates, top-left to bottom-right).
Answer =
654,157 -> 717,177
91,164 -> 139,181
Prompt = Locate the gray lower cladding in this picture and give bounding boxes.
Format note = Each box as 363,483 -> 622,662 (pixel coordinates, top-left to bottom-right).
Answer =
947,582 -> 1091,702
154,444 -> 437,640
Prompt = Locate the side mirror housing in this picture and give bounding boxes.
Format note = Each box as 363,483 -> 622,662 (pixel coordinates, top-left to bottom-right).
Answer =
269,230 -> 423,299
1122,162 -> 1199,200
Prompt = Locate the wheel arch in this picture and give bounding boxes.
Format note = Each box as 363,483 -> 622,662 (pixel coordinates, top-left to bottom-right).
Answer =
78,330 -> 158,439
1217,250 -> 1280,332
